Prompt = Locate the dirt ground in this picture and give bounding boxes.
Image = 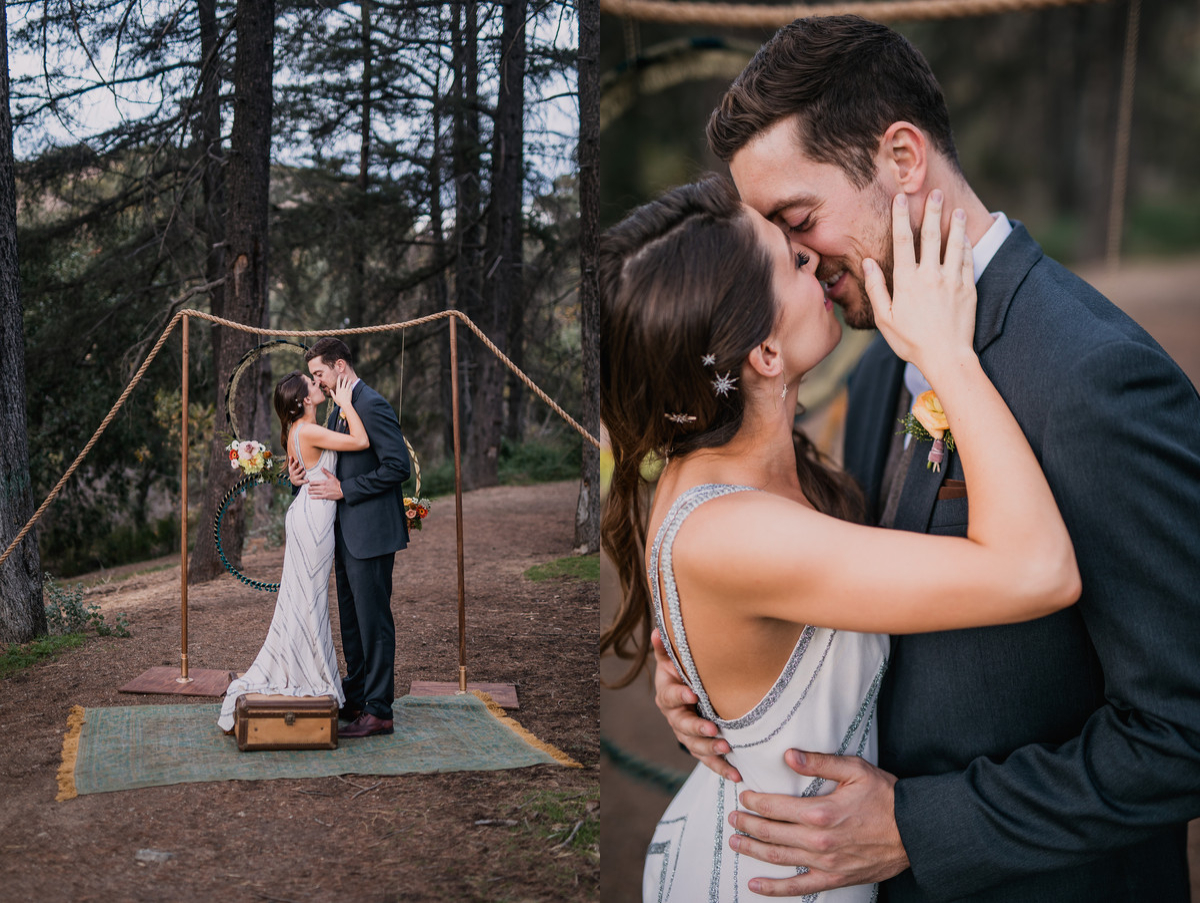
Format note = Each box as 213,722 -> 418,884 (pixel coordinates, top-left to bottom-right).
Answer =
0,480 -> 598,903
600,256 -> 1200,902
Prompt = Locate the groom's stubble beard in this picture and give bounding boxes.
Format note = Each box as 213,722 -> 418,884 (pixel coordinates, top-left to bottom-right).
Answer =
821,181 -> 894,332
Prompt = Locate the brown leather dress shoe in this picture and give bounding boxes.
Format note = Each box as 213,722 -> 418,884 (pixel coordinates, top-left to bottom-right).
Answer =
338,705 -> 362,722
339,713 -> 394,738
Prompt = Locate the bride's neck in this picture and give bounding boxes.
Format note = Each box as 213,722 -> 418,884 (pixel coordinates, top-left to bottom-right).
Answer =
672,393 -> 800,495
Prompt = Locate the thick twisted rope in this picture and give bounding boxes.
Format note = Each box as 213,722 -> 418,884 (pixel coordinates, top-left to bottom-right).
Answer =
181,308 -> 598,449
601,0 -> 1110,27
0,307 -> 597,570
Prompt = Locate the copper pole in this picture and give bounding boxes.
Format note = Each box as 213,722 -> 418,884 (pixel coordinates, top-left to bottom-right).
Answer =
178,315 -> 192,682
450,315 -> 468,692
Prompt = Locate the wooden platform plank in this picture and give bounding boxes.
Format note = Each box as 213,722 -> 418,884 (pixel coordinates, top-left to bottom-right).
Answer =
409,680 -> 519,710
119,666 -> 234,697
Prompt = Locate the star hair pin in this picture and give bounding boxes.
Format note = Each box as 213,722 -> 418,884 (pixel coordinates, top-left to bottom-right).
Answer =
712,371 -> 738,397
701,353 -> 716,368
664,412 -> 697,425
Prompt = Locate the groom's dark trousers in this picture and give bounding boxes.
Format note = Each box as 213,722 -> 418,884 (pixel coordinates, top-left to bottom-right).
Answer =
844,223 -> 1200,902
329,381 -> 410,720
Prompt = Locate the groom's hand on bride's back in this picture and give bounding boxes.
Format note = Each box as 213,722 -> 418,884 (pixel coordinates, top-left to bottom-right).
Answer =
287,455 -> 308,487
729,750 -> 908,896
651,629 -> 742,783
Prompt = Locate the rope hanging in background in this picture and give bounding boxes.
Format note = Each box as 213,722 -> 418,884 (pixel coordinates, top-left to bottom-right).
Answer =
601,0 -> 1112,27
1106,0 -> 1141,268
0,308 -> 598,570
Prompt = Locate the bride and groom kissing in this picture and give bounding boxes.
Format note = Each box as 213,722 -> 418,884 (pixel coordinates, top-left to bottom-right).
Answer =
601,15 -> 1200,903
218,336 -> 411,741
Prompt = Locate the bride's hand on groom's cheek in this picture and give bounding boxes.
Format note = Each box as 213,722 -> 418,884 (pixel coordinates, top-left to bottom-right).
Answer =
728,750 -> 908,896
651,629 -> 742,783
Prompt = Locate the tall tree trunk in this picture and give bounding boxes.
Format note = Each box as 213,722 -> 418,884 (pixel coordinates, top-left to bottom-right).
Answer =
0,8 -> 45,641
191,0 -> 275,581
574,0 -> 600,553
451,0 -> 482,485
348,0 -> 373,359
428,74 -> 455,460
469,0 -> 526,487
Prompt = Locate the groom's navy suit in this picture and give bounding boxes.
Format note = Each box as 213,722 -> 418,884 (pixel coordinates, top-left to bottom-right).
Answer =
328,380 -> 410,720
844,223 -> 1200,902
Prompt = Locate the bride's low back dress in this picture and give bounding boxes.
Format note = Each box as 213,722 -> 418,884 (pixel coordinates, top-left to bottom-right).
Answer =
643,485 -> 890,903
217,424 -> 345,732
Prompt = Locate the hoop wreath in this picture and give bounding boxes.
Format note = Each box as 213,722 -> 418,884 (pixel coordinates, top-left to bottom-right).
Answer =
214,441 -> 422,592
213,472 -> 288,592
225,340 -> 310,442
215,338 -> 424,589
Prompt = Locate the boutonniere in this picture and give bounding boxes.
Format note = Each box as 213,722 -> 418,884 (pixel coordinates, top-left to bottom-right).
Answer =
338,410 -> 347,422
899,390 -> 956,472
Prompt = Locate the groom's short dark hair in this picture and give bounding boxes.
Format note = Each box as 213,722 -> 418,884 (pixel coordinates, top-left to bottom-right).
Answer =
707,15 -> 960,189
305,336 -> 354,369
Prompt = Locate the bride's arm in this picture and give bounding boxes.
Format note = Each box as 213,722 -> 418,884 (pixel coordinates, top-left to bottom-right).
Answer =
676,192 -> 1080,635
307,375 -> 370,453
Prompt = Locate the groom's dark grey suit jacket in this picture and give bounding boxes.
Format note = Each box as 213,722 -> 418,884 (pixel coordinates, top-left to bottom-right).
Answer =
328,380 -> 410,559
843,223 -> 1200,902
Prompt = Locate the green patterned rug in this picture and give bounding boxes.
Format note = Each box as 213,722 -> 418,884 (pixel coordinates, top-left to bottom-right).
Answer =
57,692 -> 579,800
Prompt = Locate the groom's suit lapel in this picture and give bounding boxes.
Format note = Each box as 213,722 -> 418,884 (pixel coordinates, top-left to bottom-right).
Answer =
891,221 -> 1044,534
972,221 -> 1044,357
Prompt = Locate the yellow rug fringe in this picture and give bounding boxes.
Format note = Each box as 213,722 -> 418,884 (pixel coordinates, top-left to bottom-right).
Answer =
56,705 -> 85,802
470,691 -> 582,768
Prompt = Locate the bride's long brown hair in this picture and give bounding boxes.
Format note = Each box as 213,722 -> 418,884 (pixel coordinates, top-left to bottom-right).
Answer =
600,177 -> 864,688
273,371 -> 309,452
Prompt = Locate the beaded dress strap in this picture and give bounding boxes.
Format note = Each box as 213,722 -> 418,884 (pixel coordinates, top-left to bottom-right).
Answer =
648,483 -> 757,724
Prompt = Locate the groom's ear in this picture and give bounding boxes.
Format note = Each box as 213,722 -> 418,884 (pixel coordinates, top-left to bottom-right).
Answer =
875,122 -> 927,196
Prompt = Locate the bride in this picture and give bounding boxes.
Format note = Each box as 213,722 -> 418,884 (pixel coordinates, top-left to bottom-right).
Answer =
599,178 -> 1081,901
217,371 -> 369,733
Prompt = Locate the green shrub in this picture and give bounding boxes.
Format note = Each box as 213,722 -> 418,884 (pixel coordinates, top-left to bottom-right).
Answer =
44,573 -> 131,638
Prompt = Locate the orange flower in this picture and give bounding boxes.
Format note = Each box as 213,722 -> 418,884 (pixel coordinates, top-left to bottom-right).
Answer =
911,390 -> 949,440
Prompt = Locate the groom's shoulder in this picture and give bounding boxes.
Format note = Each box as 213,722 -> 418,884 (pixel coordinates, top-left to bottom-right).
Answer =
997,235 -> 1167,372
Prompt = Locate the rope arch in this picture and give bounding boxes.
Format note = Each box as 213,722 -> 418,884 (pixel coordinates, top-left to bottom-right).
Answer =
0,308 -> 597,570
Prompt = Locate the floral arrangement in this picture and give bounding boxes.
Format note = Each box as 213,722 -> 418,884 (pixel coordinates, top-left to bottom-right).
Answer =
227,439 -> 275,477
899,390 -> 956,472
404,496 -> 431,531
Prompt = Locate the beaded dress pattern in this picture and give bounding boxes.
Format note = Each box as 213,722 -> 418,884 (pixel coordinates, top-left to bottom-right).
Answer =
218,424 -> 345,731
643,484 -> 888,903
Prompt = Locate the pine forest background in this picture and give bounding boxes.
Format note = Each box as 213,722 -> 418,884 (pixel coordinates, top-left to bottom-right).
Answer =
7,0 -> 585,582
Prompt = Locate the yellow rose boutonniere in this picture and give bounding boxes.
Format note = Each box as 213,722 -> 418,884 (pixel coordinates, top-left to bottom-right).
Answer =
900,390 -> 956,472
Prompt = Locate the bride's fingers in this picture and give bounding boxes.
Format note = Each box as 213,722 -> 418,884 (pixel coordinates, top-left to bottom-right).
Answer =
918,189 -> 943,271
890,194 -> 914,273
943,208 -> 967,279
863,258 -> 891,326
961,230 -> 974,285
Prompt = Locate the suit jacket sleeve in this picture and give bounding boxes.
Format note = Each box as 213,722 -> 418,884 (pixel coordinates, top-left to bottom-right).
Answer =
894,341 -> 1200,900
340,393 -> 411,506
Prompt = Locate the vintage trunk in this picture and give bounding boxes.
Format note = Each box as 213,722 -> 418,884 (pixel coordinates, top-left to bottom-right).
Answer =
234,693 -> 337,751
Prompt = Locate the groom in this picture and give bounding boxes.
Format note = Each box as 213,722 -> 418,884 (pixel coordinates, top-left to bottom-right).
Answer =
292,336 -> 411,739
656,16 -> 1200,901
